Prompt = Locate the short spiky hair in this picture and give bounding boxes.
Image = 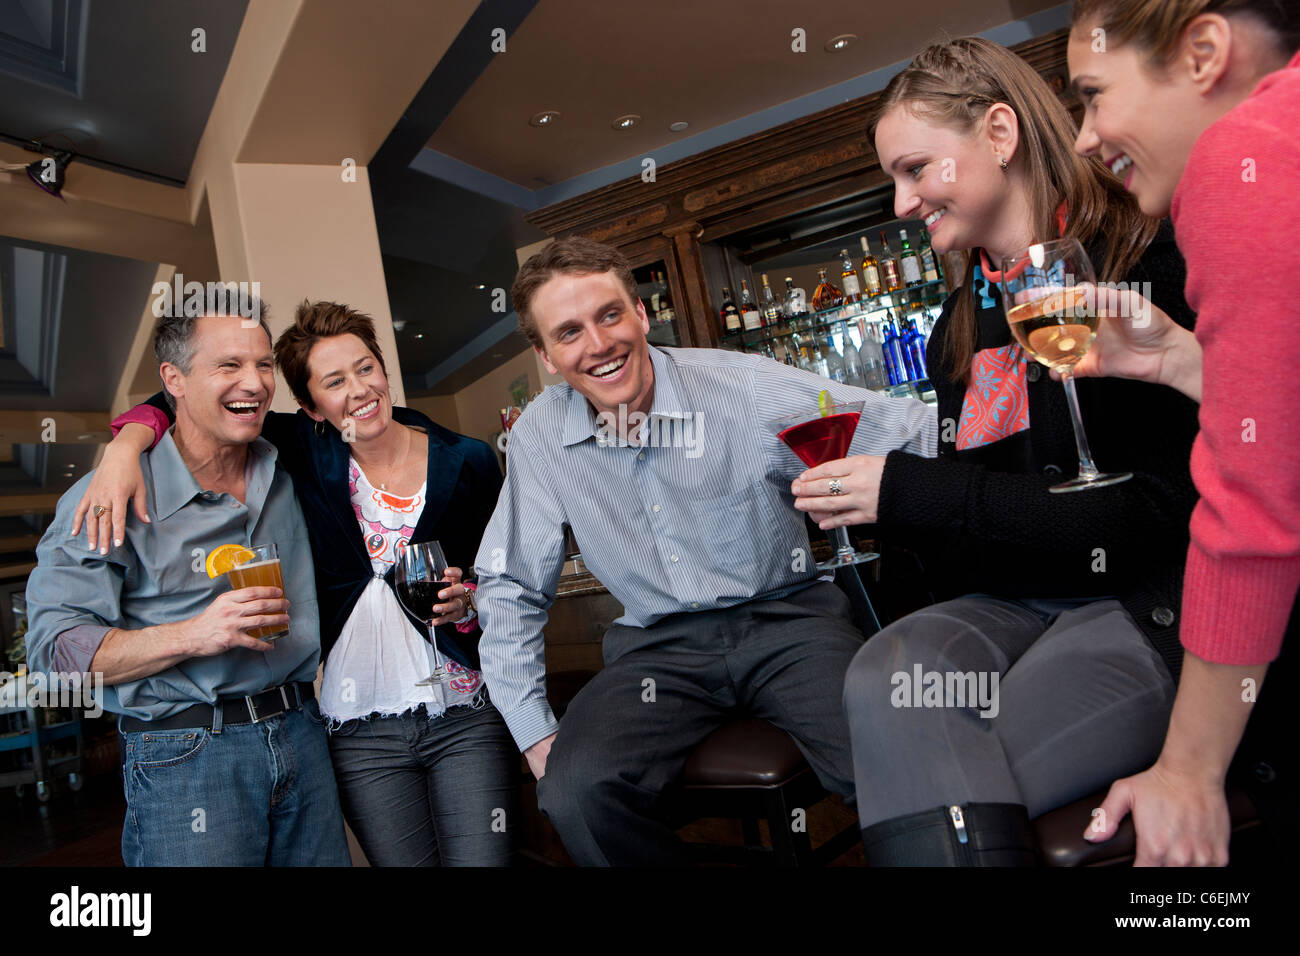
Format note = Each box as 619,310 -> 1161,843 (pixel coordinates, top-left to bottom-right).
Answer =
510,237 -> 638,349
273,300 -> 388,410
153,292 -> 271,409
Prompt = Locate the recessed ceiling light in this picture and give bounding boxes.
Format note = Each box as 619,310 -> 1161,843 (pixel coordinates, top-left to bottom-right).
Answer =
476,284 -> 486,290
669,121 -> 689,132
414,333 -> 424,339
530,110 -> 561,127
825,33 -> 857,52
612,114 -> 641,130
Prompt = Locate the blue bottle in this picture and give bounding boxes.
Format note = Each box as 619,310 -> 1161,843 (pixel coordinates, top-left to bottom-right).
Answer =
903,318 -> 928,381
883,313 -> 909,384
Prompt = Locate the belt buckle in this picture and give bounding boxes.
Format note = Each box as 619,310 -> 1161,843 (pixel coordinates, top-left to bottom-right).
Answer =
245,685 -> 290,724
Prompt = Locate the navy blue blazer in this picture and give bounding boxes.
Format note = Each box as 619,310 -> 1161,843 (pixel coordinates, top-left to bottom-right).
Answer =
139,393 -> 503,670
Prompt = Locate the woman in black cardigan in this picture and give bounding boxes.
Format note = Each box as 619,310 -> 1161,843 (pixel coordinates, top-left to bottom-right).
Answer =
790,38 -> 1201,864
78,301 -> 517,866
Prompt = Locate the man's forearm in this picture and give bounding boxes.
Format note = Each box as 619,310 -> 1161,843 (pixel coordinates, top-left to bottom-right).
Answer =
1157,651 -> 1267,783
88,620 -> 193,685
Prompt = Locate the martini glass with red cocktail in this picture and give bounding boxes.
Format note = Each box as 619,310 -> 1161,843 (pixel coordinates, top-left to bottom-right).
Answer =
768,399 -> 878,569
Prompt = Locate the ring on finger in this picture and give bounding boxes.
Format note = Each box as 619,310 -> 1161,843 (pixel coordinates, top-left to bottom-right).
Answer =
828,478 -> 844,496
92,504 -> 109,518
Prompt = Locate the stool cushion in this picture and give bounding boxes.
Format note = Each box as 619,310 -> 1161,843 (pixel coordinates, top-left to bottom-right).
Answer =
683,718 -> 810,788
1035,786 -> 1261,866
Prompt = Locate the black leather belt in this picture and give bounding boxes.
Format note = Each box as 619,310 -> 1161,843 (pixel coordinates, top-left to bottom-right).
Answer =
120,681 -> 315,734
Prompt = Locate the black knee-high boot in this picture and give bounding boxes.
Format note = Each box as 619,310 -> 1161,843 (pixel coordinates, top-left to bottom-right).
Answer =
860,803 -> 1039,866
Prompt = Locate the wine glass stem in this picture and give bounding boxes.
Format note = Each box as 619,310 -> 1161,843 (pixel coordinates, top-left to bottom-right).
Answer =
426,623 -> 445,672
1059,369 -> 1101,480
830,524 -> 854,558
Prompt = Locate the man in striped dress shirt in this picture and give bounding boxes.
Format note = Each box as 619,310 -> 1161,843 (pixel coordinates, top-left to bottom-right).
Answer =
475,237 -> 936,865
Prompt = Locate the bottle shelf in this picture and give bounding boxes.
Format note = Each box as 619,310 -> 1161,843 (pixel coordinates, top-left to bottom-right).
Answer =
719,278 -> 948,350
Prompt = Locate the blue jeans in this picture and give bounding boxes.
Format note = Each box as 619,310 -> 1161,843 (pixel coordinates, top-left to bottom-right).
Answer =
326,696 -> 519,866
120,698 -> 351,866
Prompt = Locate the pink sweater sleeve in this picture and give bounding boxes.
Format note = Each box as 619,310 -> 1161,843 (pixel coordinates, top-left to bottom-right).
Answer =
110,404 -> 169,449
1171,70 -> 1300,664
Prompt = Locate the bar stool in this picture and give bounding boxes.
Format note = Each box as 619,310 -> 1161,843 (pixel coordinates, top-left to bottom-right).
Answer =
672,558 -> 879,865
1034,786 -> 1262,866
677,717 -> 859,866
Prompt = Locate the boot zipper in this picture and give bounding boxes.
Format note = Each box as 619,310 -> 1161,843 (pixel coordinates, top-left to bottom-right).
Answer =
948,805 -> 973,864
949,805 -> 969,844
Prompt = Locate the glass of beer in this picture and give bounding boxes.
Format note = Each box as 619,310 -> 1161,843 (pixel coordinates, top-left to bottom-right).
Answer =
1001,237 -> 1132,493
227,543 -> 289,641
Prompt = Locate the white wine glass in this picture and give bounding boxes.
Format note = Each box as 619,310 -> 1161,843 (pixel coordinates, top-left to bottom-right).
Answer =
1001,238 -> 1132,493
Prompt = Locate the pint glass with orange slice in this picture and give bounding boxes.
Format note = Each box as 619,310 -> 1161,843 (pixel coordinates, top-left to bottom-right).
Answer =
206,543 -> 288,641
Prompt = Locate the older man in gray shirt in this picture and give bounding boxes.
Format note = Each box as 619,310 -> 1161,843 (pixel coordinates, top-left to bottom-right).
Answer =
475,238 -> 936,865
25,300 -> 349,866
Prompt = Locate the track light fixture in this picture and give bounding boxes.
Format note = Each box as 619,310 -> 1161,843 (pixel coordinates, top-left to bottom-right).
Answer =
27,149 -> 73,198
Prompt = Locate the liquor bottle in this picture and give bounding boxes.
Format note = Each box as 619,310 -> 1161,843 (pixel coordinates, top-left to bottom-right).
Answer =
782,277 -> 805,321
857,319 -> 889,390
883,311 -> 910,384
899,228 -> 924,287
787,328 -> 810,372
860,235 -> 883,299
814,329 -> 840,381
840,321 -> 867,388
918,233 -> 941,284
903,317 -> 928,380
879,231 -> 903,294
720,287 -> 742,334
839,249 -> 862,306
657,271 -> 676,324
740,279 -> 762,331
811,268 -> 844,312
879,319 -> 900,385
760,273 -> 783,326
895,314 -> 920,381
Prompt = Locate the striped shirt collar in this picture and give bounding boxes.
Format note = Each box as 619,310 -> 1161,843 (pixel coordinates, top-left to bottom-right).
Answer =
561,346 -> 693,446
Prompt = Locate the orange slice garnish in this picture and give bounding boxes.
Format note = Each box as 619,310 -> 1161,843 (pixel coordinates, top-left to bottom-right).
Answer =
205,544 -> 255,578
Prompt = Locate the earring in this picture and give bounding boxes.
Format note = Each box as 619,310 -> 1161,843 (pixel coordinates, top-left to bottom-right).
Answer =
999,155 -> 1009,172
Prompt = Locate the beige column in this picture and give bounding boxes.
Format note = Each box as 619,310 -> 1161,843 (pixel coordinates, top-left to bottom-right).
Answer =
201,163 -> 404,412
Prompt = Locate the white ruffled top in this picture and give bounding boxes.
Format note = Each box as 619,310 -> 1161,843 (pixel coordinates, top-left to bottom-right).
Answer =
318,458 -> 484,725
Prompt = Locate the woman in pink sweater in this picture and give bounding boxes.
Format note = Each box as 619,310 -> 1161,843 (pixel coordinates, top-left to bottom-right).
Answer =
1066,0 -> 1299,864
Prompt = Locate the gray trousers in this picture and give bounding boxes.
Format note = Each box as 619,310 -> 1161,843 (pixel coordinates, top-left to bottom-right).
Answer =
843,596 -> 1176,827
538,581 -> 864,865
